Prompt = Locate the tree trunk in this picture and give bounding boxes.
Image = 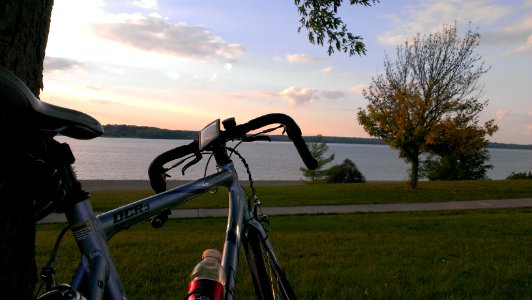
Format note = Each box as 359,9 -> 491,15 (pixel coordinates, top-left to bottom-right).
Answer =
409,153 -> 420,189
0,0 -> 54,298
0,0 -> 53,96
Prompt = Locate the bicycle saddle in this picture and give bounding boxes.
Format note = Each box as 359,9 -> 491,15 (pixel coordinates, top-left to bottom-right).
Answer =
0,66 -> 103,139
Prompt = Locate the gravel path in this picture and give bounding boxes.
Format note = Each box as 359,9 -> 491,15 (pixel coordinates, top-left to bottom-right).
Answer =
38,198 -> 532,224
79,180 -> 303,191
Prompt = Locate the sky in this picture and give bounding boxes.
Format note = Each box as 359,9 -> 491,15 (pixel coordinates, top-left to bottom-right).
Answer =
41,0 -> 532,144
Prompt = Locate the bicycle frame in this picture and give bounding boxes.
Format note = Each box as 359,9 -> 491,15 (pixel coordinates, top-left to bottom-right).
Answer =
64,162 -> 262,300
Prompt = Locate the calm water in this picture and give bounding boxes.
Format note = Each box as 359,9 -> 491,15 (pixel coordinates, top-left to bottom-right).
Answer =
56,137 -> 532,181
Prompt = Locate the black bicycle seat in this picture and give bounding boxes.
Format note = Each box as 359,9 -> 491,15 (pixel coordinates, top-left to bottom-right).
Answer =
0,66 -> 103,139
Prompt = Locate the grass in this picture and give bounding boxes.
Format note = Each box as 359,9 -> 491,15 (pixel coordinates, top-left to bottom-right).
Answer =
88,179 -> 532,211
36,208 -> 532,299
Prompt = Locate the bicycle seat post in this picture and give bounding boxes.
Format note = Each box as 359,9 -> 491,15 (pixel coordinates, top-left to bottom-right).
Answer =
51,142 -> 90,210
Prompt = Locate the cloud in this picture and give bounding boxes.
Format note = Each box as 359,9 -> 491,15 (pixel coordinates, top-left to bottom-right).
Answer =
167,70 -> 180,80
99,65 -> 126,75
44,56 -> 85,71
84,84 -> 107,91
89,99 -> 124,105
286,53 -> 319,63
279,87 -> 319,107
496,109 -> 509,120
320,66 -> 333,74
128,0 -> 158,9
482,5 -> 532,51
526,110 -> 532,136
91,15 -> 245,62
378,0 -> 514,45
322,90 -> 345,99
378,0 -> 532,56
508,40 -> 532,54
350,84 -> 368,94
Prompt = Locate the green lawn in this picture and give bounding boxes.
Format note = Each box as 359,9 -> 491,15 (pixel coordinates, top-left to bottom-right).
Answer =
88,179 -> 532,211
36,208 -> 531,299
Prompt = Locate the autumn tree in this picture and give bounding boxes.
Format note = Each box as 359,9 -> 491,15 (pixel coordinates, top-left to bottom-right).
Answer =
300,135 -> 335,181
357,23 -> 497,188
421,119 -> 497,180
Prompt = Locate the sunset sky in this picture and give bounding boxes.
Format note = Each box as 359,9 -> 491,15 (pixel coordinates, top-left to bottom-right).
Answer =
41,0 -> 532,144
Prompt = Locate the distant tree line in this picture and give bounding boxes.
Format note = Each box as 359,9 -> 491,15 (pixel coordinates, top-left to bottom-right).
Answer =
506,171 -> 532,180
102,124 -> 531,150
103,124 -> 197,140
102,124 -> 385,144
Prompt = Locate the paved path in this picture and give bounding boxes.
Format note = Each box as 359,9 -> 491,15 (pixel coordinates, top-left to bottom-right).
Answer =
38,198 -> 532,224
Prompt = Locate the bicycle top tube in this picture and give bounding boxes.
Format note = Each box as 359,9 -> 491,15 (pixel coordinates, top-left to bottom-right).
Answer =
96,163 -> 236,239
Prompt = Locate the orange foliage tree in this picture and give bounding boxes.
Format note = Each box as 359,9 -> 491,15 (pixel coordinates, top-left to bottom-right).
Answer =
357,23 -> 497,188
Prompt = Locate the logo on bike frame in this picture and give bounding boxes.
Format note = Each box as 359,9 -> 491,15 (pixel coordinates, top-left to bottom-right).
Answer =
113,203 -> 150,224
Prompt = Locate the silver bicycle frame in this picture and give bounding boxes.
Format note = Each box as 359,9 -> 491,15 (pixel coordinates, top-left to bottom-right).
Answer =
64,162 -> 255,300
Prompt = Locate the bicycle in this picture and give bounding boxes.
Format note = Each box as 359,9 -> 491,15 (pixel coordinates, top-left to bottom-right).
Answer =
31,113 -> 317,299
1,66 -> 317,299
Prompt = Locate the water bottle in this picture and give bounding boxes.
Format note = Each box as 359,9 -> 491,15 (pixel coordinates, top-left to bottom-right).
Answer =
186,249 -> 226,300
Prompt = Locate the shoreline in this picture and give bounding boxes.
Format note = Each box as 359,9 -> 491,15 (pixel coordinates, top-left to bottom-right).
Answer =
80,179 -> 305,191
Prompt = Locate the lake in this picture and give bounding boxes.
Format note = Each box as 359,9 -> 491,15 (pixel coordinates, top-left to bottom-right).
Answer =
56,137 -> 532,181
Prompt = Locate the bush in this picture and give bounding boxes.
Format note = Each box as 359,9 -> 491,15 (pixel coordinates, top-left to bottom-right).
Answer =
421,149 -> 492,181
326,159 -> 366,183
506,171 -> 532,180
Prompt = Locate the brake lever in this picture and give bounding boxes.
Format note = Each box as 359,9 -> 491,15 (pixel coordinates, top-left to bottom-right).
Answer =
181,151 -> 202,175
242,135 -> 271,142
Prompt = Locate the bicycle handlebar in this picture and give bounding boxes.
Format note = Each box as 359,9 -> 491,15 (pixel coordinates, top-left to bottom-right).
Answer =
148,141 -> 199,193
229,113 -> 318,171
148,113 -> 318,193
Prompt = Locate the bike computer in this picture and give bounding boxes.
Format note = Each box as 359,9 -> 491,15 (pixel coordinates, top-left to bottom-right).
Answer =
198,119 -> 220,151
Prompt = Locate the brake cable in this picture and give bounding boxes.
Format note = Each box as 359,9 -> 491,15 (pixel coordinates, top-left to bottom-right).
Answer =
35,223 -> 73,296
226,124 -> 285,219
161,125 -> 285,218
225,147 -> 263,217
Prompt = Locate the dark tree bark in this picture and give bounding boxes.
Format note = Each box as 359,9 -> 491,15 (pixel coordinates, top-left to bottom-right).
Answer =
0,0 -> 53,96
0,1 -> 54,298
409,154 -> 419,189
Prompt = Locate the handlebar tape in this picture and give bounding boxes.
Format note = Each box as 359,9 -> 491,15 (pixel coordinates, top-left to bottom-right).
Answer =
148,141 -> 198,193
230,113 -> 318,170
148,114 -> 318,193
